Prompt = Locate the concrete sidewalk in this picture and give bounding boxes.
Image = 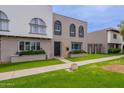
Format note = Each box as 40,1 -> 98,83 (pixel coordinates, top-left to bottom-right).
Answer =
0,55 -> 124,81
55,57 -> 72,63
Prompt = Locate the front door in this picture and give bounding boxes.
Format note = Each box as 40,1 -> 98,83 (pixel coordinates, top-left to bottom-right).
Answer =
54,42 -> 61,56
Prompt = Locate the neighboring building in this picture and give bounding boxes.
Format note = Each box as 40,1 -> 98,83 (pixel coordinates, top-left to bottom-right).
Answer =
0,5 -> 53,63
86,28 -> 123,54
52,13 -> 87,58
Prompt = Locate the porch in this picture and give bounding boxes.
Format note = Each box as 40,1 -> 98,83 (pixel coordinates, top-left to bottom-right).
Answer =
108,43 -> 121,49
87,44 -> 103,54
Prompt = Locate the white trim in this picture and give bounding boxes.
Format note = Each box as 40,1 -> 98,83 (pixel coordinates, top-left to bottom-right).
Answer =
18,41 -> 41,52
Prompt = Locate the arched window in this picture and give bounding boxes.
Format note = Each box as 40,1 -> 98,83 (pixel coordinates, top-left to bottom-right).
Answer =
0,10 -> 9,31
30,18 -> 46,34
54,20 -> 62,35
70,24 -> 76,37
79,26 -> 84,37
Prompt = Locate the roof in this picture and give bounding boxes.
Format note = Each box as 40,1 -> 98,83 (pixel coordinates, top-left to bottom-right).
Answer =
88,27 -> 120,34
106,28 -> 120,33
53,13 -> 87,23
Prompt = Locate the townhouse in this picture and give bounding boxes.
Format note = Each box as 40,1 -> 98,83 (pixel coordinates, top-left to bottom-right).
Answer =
0,5 -> 53,63
86,28 -> 123,54
52,13 -> 87,58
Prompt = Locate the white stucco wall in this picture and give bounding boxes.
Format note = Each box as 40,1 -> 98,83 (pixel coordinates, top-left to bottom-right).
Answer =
0,5 -> 53,39
107,31 -> 122,44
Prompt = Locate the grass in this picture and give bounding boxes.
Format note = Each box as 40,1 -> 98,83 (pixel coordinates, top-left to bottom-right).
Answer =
0,57 -> 124,88
0,58 -> 63,73
67,54 -> 123,62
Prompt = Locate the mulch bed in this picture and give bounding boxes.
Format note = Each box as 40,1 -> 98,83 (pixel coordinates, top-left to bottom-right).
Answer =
103,64 -> 124,73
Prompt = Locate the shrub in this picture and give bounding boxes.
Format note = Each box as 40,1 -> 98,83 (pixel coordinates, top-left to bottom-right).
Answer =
108,48 -> 121,54
18,50 -> 46,56
69,49 -> 86,54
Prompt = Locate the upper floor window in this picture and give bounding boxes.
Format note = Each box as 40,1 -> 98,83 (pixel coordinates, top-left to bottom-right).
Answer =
79,26 -> 84,37
113,34 -> 117,39
0,10 -> 9,31
30,18 -> 46,35
70,24 -> 76,37
54,20 -> 62,35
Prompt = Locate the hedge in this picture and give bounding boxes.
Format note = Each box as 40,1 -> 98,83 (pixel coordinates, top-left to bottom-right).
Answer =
69,49 -> 87,54
18,50 -> 46,56
108,48 -> 121,54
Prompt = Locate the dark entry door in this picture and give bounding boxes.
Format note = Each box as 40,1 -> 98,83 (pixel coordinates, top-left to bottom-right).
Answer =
54,42 -> 61,56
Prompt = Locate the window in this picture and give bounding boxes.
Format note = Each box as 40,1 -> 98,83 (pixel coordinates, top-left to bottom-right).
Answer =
19,41 -> 24,51
30,18 -> 46,34
36,42 -> 40,50
113,34 -> 117,39
19,41 -> 40,51
79,26 -> 84,37
31,42 -> 36,50
70,24 -> 76,37
54,20 -> 62,35
25,42 -> 30,51
72,42 -> 81,50
0,10 -> 9,31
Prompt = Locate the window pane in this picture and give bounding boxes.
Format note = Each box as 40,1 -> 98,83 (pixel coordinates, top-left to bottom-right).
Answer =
36,42 -> 40,50
70,24 -> 76,36
113,34 -> 117,39
79,26 -> 84,37
2,21 -> 8,30
55,25 -> 61,32
25,42 -> 30,50
0,11 -> 9,31
0,20 -> 8,30
72,43 -> 81,50
54,21 -> 61,33
31,42 -> 35,50
19,41 -> 24,51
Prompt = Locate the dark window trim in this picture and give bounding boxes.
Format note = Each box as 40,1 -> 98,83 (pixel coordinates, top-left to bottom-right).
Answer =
113,34 -> 117,39
71,42 -> 82,50
54,20 -> 62,35
70,24 -> 76,37
79,25 -> 84,37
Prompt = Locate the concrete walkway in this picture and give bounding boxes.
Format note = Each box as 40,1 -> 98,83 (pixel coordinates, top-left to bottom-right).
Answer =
0,55 -> 124,81
55,57 -> 72,63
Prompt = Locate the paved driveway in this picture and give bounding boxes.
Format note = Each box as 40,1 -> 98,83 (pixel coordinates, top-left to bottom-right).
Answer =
0,55 -> 124,81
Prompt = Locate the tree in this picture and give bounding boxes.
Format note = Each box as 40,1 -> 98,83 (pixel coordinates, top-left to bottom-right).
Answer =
118,21 -> 124,37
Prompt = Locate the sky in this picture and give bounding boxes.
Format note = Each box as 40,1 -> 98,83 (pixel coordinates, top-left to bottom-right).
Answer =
53,5 -> 124,32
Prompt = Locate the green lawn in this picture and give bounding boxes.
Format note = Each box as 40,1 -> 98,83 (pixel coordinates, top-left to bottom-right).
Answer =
0,59 -> 63,73
1,57 -> 124,88
67,54 -> 123,62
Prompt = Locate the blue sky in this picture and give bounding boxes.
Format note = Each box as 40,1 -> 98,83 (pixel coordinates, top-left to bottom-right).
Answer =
53,5 -> 124,32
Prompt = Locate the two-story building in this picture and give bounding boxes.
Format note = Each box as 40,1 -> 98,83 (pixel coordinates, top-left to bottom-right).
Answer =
86,28 -> 123,54
52,13 -> 87,58
0,5 -> 53,63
